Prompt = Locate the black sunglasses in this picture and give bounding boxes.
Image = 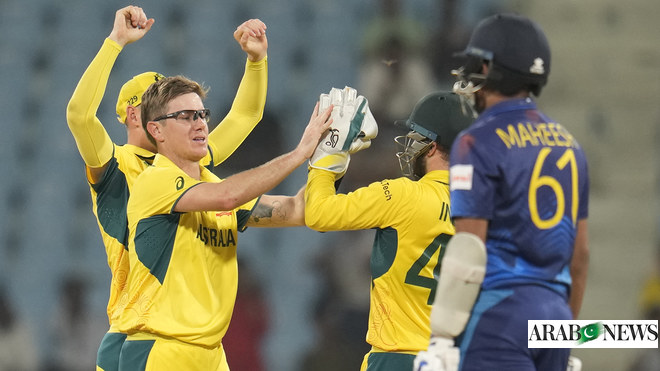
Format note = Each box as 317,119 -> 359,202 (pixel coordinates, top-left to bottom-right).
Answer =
152,109 -> 211,123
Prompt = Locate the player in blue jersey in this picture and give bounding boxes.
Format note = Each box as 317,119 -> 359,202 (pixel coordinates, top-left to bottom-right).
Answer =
414,13 -> 589,371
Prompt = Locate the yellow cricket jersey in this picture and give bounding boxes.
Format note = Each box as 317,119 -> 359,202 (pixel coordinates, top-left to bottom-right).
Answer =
305,169 -> 455,353
87,144 -> 154,329
118,154 -> 257,348
66,37 -> 267,331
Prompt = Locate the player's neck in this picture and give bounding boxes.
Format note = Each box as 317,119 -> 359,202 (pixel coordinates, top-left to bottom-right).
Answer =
483,90 -> 529,110
160,150 -> 202,179
425,155 -> 449,172
126,125 -> 157,153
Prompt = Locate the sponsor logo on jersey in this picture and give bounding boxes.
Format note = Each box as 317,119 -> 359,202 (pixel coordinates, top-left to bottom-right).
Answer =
175,176 -> 185,190
380,180 -> 392,201
196,224 -> 236,247
450,164 -> 473,191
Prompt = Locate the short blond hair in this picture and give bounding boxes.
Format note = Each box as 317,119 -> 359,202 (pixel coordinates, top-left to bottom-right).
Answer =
141,75 -> 209,145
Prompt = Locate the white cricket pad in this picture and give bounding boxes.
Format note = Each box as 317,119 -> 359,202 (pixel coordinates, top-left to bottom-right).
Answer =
430,232 -> 486,338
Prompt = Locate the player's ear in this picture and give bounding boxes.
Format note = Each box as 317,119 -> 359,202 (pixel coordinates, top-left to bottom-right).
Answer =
147,121 -> 164,142
427,142 -> 439,157
126,106 -> 140,128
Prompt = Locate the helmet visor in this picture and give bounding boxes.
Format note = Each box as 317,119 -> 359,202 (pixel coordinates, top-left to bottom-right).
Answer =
394,131 -> 433,178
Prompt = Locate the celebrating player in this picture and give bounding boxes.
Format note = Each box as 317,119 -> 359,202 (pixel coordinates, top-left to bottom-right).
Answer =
65,6 -> 268,371
304,87 -> 475,371
414,13 -> 589,371
115,75 -> 336,370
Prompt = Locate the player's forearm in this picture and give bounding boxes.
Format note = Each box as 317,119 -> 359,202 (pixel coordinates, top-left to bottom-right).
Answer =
304,168 -> 341,230
222,149 -> 305,206
66,38 -> 121,167
209,57 -> 267,166
181,149 -> 306,212
234,57 -> 267,117
569,219 -> 589,318
283,186 -> 306,226
304,168 -> 381,231
247,189 -> 305,227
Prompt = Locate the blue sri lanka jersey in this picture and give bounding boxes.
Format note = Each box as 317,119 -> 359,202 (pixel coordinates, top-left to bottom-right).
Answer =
449,98 -> 589,296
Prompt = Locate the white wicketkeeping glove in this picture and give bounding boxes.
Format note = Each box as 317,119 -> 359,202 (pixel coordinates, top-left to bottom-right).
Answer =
309,86 -> 378,177
413,337 -> 459,371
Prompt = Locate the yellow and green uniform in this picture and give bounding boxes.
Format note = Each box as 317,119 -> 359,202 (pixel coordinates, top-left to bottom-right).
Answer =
117,154 -> 257,370
66,38 -> 267,371
305,169 -> 455,371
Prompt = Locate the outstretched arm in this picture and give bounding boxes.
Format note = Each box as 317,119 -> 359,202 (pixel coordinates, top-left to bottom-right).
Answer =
245,187 -> 306,227
175,103 -> 332,213
208,19 -> 268,166
66,6 -> 154,181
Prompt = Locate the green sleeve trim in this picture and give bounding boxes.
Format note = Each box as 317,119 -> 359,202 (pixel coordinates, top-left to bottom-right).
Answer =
237,195 -> 262,232
170,182 -> 205,214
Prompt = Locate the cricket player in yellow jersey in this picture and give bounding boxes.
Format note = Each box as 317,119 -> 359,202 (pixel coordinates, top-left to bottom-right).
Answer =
116,75 -> 338,370
65,6 -> 268,371
305,89 -> 475,371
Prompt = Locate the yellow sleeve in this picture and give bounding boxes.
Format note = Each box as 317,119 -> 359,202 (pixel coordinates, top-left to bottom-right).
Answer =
132,166 -> 203,221
66,38 -> 122,168
207,57 -> 268,166
305,168 -> 398,231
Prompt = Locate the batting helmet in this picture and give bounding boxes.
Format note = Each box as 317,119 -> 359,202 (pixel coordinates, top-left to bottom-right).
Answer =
395,91 -> 475,178
453,13 -> 551,97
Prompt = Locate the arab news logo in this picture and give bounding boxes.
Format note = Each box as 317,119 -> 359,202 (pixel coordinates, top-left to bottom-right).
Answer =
528,320 -> 658,348
577,322 -> 602,344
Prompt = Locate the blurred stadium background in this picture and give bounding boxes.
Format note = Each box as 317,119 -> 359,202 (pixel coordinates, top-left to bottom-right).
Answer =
0,0 -> 658,370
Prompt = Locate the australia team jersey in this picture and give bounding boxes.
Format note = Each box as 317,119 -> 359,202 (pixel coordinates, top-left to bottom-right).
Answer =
68,37 -> 267,334
88,144 -> 154,328
89,145 -> 219,328
449,98 -> 589,295
305,169 -> 455,353
118,154 -> 257,348
87,146 -> 221,330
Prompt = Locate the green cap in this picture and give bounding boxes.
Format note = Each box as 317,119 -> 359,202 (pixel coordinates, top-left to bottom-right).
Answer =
396,91 -> 476,151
